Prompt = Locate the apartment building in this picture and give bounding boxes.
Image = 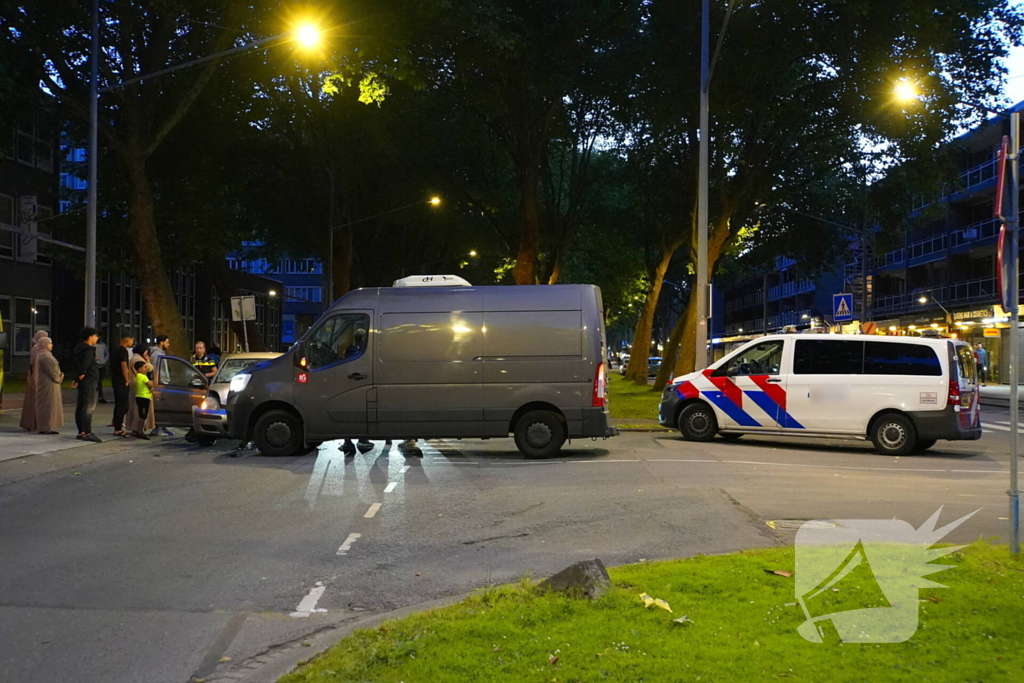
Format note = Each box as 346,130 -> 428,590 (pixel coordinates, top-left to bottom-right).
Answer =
869,102 -> 1023,382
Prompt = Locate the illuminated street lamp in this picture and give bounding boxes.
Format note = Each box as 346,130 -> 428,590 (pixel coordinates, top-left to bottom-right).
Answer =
469,250 -> 478,257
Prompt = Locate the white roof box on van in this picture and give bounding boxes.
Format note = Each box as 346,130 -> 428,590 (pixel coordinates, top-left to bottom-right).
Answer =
392,275 -> 472,288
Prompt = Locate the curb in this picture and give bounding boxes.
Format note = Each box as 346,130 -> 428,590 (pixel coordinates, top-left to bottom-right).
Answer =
201,593 -> 478,683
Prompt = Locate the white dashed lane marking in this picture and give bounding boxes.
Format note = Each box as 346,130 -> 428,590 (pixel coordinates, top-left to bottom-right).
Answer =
384,482 -> 397,493
364,503 -> 382,518
336,532 -> 361,556
290,584 -> 327,618
399,466 -> 410,474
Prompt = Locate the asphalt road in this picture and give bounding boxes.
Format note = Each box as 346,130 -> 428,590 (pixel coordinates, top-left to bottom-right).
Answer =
0,409 -> 1018,683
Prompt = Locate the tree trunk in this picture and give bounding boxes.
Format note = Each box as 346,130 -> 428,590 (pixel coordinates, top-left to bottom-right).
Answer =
668,218 -> 732,376
655,293 -> 693,388
624,246 -> 676,385
125,155 -> 188,357
203,255 -> 267,353
511,131 -> 545,285
332,222 -> 354,299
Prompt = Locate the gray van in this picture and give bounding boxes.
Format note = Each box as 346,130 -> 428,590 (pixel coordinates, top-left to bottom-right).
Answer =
194,278 -> 616,458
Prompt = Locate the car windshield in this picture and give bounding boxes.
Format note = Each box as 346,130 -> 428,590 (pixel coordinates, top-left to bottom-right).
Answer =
214,358 -> 266,383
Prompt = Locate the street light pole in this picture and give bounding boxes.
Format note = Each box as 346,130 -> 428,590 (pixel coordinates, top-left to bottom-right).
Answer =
1009,110 -> 1020,555
694,0 -> 710,370
85,0 -> 99,327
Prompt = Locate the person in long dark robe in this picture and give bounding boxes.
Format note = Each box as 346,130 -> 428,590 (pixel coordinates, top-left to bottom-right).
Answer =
18,330 -> 49,431
33,337 -> 64,434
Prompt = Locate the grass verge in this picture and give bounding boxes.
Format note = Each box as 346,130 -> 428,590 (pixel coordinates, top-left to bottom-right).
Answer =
282,544 -> 1022,682
607,373 -> 661,421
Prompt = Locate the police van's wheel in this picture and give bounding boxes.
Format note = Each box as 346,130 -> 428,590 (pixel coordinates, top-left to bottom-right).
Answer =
254,410 -> 304,456
514,410 -> 566,459
869,413 -> 917,456
914,438 -> 937,452
678,403 -> 718,442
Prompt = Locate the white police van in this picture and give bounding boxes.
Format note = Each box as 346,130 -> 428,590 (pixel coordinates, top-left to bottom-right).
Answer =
659,334 -> 981,455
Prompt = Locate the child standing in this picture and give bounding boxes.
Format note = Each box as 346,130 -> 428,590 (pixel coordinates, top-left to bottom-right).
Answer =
132,361 -> 154,440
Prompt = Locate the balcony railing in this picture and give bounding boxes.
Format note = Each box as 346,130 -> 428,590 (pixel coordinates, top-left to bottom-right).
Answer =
910,150 -> 1004,212
767,279 -> 815,301
876,217 -> 1001,269
871,276 -> 997,316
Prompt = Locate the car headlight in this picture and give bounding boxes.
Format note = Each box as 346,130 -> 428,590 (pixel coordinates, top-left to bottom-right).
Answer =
201,391 -> 221,411
230,373 -> 252,394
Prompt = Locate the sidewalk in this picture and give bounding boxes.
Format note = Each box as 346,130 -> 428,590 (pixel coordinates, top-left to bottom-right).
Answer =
1,391 -> 125,463
980,384 -> 1021,408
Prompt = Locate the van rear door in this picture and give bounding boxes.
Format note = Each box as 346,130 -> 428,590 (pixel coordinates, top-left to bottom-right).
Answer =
951,341 -> 981,430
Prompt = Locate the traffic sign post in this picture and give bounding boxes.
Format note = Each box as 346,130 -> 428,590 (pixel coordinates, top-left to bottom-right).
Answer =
833,293 -> 854,323
230,295 -> 257,352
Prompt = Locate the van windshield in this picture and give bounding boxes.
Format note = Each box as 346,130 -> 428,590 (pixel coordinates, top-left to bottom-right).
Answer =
954,343 -> 977,385
214,358 -> 267,384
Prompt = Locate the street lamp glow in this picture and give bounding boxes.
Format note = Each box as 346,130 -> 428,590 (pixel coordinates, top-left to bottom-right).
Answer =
894,79 -> 920,104
269,290 -> 278,297
429,196 -> 441,206
469,250 -> 478,257
918,296 -> 928,304
294,23 -> 322,48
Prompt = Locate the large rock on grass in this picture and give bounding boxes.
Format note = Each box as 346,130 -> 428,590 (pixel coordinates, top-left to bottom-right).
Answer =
538,558 -> 611,600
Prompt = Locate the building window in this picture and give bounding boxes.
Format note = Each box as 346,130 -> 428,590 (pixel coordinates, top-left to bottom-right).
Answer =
16,130 -> 34,166
285,286 -> 323,303
0,194 -> 13,259
35,205 -> 52,265
0,124 -> 13,159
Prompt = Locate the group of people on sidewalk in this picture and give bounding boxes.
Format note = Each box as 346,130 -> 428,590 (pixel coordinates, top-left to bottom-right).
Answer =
17,329 -> 203,442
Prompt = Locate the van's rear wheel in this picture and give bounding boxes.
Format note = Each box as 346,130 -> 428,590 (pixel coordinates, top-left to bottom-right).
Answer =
869,413 -> 917,456
254,410 -> 304,456
514,410 -> 566,459
678,403 -> 718,442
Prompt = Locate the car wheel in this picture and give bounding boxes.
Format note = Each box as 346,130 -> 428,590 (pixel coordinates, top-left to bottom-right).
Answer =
913,438 -> 937,452
678,402 -> 718,442
869,413 -> 917,456
514,410 -> 566,459
253,409 -> 304,456
720,432 -> 743,441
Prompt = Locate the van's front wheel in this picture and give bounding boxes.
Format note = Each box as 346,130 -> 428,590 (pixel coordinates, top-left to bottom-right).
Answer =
254,410 -> 304,456
514,410 -> 566,459
869,413 -> 917,456
678,403 -> 718,442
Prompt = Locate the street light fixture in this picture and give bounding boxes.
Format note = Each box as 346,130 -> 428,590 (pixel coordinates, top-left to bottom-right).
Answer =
469,250 -> 478,257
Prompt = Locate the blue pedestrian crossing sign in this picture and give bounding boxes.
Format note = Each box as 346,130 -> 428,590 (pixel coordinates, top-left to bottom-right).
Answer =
833,293 -> 854,322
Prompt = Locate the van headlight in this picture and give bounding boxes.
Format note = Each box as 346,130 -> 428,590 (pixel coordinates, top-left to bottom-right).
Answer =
230,373 -> 252,394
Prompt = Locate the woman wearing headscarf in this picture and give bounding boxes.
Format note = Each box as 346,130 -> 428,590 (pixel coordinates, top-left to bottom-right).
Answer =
19,330 -> 49,431
33,337 -> 64,434
126,344 -> 156,433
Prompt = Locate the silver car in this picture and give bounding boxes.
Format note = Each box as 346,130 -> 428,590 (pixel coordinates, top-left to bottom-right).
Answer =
192,352 -> 281,443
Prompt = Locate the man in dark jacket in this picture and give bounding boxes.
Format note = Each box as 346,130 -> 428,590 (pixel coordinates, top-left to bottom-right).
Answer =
71,326 -> 102,442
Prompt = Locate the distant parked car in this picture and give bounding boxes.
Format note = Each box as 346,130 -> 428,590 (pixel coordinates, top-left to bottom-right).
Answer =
647,357 -> 662,377
618,353 -> 631,374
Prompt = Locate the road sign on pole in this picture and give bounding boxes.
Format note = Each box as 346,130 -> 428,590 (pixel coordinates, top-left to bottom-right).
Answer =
230,295 -> 256,352
833,293 -> 854,322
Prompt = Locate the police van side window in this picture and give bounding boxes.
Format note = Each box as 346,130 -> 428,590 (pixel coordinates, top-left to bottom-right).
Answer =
793,340 -> 863,374
307,313 -> 369,369
716,340 -> 784,376
863,342 -> 942,376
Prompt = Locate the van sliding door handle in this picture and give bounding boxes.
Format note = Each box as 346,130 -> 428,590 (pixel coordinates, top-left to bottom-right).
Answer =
348,373 -> 367,381
766,378 -> 782,383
